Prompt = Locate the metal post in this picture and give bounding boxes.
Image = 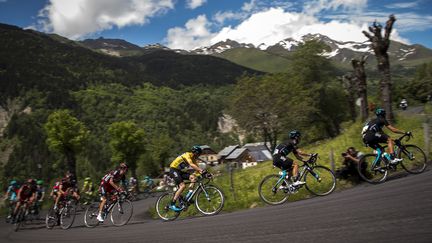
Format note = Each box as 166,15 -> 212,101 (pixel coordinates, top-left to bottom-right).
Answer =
229,163 -> 236,200
329,148 -> 335,172
424,123 -> 430,162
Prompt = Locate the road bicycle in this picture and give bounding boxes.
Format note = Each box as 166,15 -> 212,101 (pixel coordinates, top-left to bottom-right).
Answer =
357,133 -> 427,184
45,195 -> 77,229
258,153 -> 336,205
84,191 -> 133,227
155,173 -> 224,221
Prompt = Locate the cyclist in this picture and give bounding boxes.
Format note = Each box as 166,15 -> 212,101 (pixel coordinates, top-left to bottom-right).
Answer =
97,162 -> 128,222
362,108 -> 409,165
142,176 -> 154,190
4,180 -> 19,221
54,171 -> 80,211
168,145 -> 206,212
81,177 -> 94,204
50,180 -> 60,200
12,179 -> 37,222
35,180 -> 45,215
273,130 -> 312,186
128,176 -> 138,194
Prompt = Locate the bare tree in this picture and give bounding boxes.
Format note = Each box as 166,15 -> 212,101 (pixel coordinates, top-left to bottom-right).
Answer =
362,14 -> 396,121
352,55 -> 369,121
341,73 -> 357,121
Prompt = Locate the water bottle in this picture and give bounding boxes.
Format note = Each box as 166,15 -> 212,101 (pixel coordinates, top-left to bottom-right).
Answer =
185,190 -> 193,200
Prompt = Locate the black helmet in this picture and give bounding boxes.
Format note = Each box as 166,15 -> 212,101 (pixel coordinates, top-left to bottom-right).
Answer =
375,108 -> 386,117
289,130 -> 301,139
191,145 -> 203,155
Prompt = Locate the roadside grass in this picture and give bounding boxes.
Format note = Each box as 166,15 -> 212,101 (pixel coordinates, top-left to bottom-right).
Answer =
150,108 -> 430,219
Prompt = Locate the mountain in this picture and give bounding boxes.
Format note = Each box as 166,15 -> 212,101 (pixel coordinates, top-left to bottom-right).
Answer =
193,34 -> 432,73
80,37 -> 144,56
0,23 -> 261,105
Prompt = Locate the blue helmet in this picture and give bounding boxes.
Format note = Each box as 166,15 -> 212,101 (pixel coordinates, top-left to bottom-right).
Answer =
289,130 -> 301,139
9,180 -> 17,186
191,145 -> 203,155
375,108 -> 386,117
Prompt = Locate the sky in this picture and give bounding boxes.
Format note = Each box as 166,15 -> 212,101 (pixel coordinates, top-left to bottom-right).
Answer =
0,0 -> 431,50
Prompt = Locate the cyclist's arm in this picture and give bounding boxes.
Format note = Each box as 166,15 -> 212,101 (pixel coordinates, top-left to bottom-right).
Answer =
189,163 -> 203,173
58,184 -> 66,195
386,124 -> 405,134
109,178 -> 122,191
294,149 -> 309,160
17,188 -> 23,201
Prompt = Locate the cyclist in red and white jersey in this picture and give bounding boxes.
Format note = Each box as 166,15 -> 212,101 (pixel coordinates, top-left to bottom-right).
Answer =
97,162 -> 128,222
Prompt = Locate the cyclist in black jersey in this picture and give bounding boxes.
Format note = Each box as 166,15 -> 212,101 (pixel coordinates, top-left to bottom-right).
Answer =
273,130 -> 312,186
362,108 -> 410,164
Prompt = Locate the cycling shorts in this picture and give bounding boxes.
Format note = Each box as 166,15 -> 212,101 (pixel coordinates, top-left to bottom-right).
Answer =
273,157 -> 293,170
169,168 -> 191,185
363,132 -> 389,149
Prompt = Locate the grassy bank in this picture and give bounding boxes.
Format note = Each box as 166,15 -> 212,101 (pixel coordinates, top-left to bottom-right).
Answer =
150,107 -> 431,218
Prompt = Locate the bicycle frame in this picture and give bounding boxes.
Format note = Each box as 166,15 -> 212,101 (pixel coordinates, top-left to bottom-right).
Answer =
370,133 -> 411,169
276,159 -> 319,187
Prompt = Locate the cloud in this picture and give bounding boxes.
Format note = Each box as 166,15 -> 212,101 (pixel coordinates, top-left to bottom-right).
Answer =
385,1 -> 419,9
186,0 -> 207,9
37,0 -> 174,39
0,0 -> 7,3
304,0 -> 367,15
165,15 -> 215,50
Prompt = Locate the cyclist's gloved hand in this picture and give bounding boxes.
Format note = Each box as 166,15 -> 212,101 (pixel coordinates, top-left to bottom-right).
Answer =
201,170 -> 212,178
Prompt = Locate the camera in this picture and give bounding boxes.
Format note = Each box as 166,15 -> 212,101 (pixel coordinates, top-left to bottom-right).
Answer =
341,152 -> 347,156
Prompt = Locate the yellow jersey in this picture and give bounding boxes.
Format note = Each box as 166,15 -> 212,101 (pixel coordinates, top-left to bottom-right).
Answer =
170,152 -> 198,170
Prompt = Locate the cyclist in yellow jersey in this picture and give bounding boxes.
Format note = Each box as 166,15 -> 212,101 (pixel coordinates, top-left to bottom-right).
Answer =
169,145 -> 207,211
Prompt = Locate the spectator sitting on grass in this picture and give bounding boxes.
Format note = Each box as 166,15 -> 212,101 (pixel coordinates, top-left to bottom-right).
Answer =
336,147 -> 364,181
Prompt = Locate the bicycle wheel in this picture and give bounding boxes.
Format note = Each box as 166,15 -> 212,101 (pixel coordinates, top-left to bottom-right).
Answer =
399,145 -> 427,174
357,154 -> 388,184
304,166 -> 336,196
45,206 -> 58,229
84,203 -> 100,228
258,174 -> 289,205
14,207 -> 25,232
60,203 -> 76,229
155,192 -> 180,221
110,200 -> 133,226
195,185 -> 224,216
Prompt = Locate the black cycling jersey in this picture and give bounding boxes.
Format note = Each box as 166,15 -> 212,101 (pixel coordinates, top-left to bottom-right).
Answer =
364,117 -> 389,134
273,139 -> 299,159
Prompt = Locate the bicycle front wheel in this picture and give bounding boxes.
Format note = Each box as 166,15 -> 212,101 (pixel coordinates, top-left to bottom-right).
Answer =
84,203 -> 100,228
304,166 -> 336,196
14,207 -> 25,232
110,200 -> 133,226
155,193 -> 180,221
60,204 -> 76,229
195,185 -> 224,216
399,145 -> 427,174
357,154 -> 388,184
258,174 -> 289,205
45,206 -> 58,229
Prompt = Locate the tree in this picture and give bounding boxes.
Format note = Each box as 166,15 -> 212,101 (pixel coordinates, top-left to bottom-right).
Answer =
341,74 -> 357,121
44,110 -> 89,176
363,15 -> 396,121
108,121 -> 146,179
351,55 -> 369,121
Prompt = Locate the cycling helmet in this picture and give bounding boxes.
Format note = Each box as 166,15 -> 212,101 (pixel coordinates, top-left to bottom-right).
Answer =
9,180 -> 17,186
36,180 -> 44,185
120,162 -> 128,171
84,177 -> 91,181
27,178 -> 36,185
289,130 -> 301,139
191,145 -> 203,155
375,108 -> 386,117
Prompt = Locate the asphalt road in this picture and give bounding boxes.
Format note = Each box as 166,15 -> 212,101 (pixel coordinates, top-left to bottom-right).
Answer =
1,169 -> 432,243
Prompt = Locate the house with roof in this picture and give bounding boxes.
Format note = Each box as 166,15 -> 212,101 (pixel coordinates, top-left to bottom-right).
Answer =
217,142 -> 273,169
199,145 -> 219,166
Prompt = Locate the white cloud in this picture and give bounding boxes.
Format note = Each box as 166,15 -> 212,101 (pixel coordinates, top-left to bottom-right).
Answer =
385,1 -> 419,9
186,0 -> 207,9
37,0 -> 174,39
166,5 -> 417,50
304,0 -> 367,15
165,15 -> 215,50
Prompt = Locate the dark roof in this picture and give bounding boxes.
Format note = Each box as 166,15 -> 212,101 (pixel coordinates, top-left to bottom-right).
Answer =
226,148 -> 248,160
218,145 -> 239,157
242,142 -> 272,161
